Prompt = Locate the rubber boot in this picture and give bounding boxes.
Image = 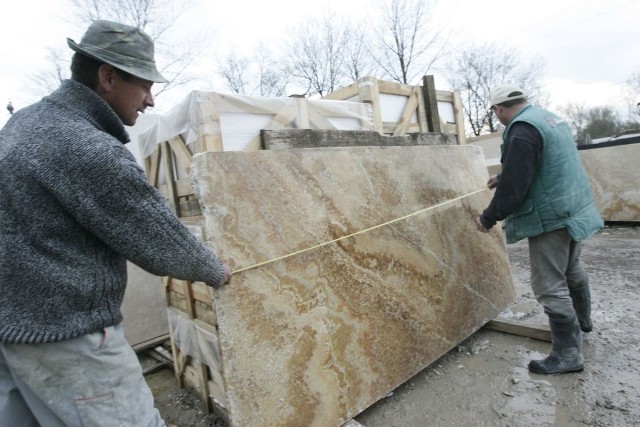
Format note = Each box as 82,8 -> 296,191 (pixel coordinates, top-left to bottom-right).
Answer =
528,314 -> 584,375
569,284 -> 592,332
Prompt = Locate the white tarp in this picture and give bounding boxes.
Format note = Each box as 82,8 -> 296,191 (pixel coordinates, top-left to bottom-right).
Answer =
136,91 -> 374,159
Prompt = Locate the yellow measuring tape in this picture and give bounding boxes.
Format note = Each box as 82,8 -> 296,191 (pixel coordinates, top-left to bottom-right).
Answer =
234,187 -> 487,273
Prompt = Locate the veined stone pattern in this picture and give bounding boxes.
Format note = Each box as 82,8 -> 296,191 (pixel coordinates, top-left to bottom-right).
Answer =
192,145 -> 515,427
579,142 -> 640,222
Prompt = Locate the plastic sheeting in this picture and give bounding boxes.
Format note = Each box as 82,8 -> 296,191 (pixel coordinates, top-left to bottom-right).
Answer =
137,91 -> 374,159
166,308 -> 221,372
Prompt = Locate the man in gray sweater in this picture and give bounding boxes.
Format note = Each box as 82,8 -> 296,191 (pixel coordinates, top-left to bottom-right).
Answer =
0,20 -> 231,426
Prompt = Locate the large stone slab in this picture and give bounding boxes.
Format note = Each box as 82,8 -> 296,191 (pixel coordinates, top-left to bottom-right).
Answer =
121,262 -> 167,348
192,145 -> 515,427
579,140 -> 640,222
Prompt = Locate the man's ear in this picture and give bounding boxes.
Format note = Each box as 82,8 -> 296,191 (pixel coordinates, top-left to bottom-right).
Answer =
97,64 -> 118,92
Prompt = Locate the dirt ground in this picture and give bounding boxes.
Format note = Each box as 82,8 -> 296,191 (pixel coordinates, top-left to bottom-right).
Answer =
143,224 -> 640,427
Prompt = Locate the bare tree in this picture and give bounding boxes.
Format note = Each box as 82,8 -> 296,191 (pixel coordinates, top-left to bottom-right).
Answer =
253,45 -> 289,97
623,69 -> 640,120
626,69 -> 640,95
341,23 -> 379,82
583,106 -> 624,139
68,0 -> 180,32
370,0 -> 447,85
219,44 -> 289,97
220,52 -> 249,95
445,43 -> 544,136
284,12 -> 353,97
29,0 -> 209,103
29,48 -> 71,98
558,103 -> 589,141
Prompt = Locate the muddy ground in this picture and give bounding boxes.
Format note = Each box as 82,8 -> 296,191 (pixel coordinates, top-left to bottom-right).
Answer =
142,224 -> 640,427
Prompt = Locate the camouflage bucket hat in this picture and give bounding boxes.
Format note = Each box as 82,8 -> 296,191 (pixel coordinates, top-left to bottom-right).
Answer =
67,20 -> 167,83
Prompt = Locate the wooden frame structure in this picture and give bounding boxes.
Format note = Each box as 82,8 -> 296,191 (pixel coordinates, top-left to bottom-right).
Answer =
136,79 -> 471,419
164,276 -> 229,420
322,75 -> 466,144
141,91 -> 373,219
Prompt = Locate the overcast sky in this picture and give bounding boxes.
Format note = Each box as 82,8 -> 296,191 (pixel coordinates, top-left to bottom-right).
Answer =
1,0 -> 638,127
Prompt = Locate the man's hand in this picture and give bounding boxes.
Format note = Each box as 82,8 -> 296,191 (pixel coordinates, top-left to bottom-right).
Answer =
219,263 -> 232,287
487,175 -> 499,190
475,215 -> 489,233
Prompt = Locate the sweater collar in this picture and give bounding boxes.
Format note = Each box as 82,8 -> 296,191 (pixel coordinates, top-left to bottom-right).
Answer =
45,80 -> 130,144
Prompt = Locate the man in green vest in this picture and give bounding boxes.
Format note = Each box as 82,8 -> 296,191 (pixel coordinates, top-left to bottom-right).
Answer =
475,84 -> 603,375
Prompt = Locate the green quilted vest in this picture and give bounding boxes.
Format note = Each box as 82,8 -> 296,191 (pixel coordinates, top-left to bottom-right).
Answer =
501,105 -> 603,243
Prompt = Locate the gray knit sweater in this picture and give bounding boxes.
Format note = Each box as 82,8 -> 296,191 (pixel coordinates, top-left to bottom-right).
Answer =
0,80 -> 224,344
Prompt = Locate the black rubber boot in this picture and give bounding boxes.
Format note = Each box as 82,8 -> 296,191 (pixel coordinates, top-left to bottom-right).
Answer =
529,314 -> 584,375
569,284 -> 592,332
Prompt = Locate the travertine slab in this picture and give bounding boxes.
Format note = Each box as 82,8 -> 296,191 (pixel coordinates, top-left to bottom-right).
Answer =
579,141 -> 640,222
262,129 -> 457,150
192,145 -> 515,427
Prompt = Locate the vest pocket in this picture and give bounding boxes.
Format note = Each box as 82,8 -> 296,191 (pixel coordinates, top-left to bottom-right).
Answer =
506,201 -> 544,242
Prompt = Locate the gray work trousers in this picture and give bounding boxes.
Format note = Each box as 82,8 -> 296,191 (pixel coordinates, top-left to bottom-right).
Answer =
528,227 -> 589,318
0,324 -> 164,427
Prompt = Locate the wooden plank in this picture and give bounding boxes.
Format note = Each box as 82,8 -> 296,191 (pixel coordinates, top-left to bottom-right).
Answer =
263,129 -> 404,149
198,362 -> 213,413
145,147 -> 161,188
452,91 -> 467,144
160,141 -> 180,216
169,284 -> 213,411
261,129 -> 458,150
207,379 -> 229,413
435,90 -> 454,102
218,92 -> 293,115
167,135 -> 193,173
196,94 -> 224,152
243,102 -> 299,151
158,177 -> 196,201
392,85 -> 420,136
167,310 -> 185,388
484,317 -> 551,342
322,81 -> 359,101
267,103 -> 298,128
306,104 -> 335,130
415,82 -> 428,133
357,76 -> 384,134
175,176 -> 195,198
132,333 -> 170,353
377,79 -> 413,96
181,280 -> 196,318
422,75 -> 442,133
383,122 -> 420,135
168,279 -> 213,305
296,98 -> 310,128
166,294 -> 217,326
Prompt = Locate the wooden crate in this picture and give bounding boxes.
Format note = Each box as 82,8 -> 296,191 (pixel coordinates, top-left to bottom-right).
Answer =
139,91 -> 374,219
137,83 -> 469,419
164,276 -> 229,420
322,75 -> 466,144
159,218 -> 230,419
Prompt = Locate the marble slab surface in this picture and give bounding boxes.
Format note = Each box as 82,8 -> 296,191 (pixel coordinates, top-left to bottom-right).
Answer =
579,142 -> 640,222
192,145 -> 515,427
121,262 -> 167,348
